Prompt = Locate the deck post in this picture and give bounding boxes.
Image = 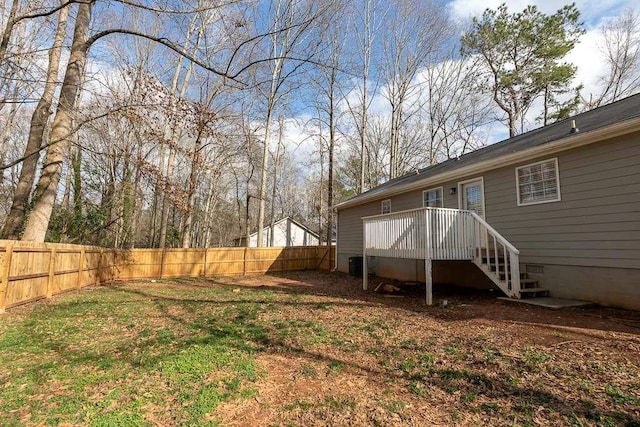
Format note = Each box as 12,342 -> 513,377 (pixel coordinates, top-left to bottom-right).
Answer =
362,250 -> 368,290
362,218 -> 368,290
425,258 -> 433,305
510,251 -> 521,298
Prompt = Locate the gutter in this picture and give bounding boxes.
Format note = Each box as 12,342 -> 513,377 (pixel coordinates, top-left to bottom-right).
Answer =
334,116 -> 640,210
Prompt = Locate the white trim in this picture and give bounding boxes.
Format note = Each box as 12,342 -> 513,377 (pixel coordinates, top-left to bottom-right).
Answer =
422,186 -> 444,208
335,210 -> 339,271
333,116 -> 640,210
381,199 -> 391,214
515,157 -> 562,206
457,177 -> 486,219
363,206 -> 462,221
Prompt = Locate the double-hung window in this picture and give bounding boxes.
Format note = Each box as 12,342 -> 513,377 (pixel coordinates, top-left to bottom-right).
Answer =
516,158 -> 561,205
422,187 -> 443,208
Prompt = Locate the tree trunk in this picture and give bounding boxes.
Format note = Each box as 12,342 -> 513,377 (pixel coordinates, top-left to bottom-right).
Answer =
22,1 -> 92,242
202,171 -> 216,248
327,75 -> 335,260
151,13 -> 199,247
158,143 -> 176,248
0,0 -> 20,65
129,138 -> 143,248
71,142 -> 82,239
181,127 -> 204,248
358,0 -> 372,194
256,111 -> 273,248
269,115 -> 284,247
1,1 -> 69,239
158,34 -> 199,248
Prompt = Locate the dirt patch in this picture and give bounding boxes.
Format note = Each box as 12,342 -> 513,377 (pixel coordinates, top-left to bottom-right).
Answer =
211,272 -> 640,426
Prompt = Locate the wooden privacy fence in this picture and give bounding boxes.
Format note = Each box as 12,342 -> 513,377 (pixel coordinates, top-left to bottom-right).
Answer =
0,240 -> 334,313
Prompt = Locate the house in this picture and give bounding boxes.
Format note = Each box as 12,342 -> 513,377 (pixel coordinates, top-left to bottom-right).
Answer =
235,217 -> 320,247
334,94 -> 640,309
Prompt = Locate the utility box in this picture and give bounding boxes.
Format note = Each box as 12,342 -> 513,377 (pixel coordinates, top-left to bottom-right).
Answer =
348,256 -> 363,277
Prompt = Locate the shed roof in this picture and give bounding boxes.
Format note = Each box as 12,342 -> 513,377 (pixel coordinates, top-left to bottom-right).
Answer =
335,94 -> 640,210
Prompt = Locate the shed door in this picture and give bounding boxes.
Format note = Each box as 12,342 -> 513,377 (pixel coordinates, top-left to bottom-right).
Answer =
460,180 -> 484,218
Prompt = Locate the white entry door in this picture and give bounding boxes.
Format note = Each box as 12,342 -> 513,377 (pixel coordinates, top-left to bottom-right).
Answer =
460,179 -> 484,218
460,178 -> 486,248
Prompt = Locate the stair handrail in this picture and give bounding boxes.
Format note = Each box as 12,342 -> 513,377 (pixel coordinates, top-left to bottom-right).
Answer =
469,212 -> 519,255
469,211 -> 521,298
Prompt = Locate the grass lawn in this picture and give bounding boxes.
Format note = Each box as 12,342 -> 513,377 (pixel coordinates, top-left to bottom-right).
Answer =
0,271 -> 639,426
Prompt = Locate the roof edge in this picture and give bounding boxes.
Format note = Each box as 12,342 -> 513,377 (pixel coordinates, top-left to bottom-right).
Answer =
334,116 -> 640,210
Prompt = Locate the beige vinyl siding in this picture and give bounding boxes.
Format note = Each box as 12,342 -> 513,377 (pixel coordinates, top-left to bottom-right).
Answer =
483,132 -> 640,269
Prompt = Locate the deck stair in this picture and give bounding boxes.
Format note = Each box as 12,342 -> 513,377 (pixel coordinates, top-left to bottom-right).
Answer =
479,251 -> 549,298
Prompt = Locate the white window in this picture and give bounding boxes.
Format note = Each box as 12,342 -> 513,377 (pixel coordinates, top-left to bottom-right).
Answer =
516,158 -> 561,206
422,187 -> 443,208
381,199 -> 391,214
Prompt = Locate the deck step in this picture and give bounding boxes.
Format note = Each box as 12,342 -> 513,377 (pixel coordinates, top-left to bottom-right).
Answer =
520,278 -> 539,287
498,273 -> 527,283
519,287 -> 549,296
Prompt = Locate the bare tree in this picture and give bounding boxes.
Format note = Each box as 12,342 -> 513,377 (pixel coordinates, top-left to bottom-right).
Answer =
268,115 -> 284,246
2,0 -> 68,239
379,0 -> 450,179
420,53 -> 492,162
309,0 -> 349,252
254,0 -> 325,247
345,0 -> 386,193
588,8 -> 640,108
13,0 -> 331,242
22,1 -> 93,241
157,19 -> 204,249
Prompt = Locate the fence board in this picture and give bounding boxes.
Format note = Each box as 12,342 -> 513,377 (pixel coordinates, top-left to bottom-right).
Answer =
0,241 -> 335,311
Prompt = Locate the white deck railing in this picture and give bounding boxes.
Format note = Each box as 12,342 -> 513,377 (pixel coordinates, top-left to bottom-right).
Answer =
363,207 -> 475,260
362,207 -> 520,303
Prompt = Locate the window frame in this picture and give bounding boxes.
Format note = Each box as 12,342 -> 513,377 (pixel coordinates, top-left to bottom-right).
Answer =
422,186 -> 444,208
515,157 -> 561,206
381,199 -> 391,214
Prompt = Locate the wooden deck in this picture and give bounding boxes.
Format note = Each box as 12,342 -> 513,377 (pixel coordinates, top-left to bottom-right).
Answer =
362,207 -> 523,305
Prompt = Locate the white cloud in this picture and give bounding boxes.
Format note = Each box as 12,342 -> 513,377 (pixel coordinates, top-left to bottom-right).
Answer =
567,27 -> 609,99
448,0 -> 635,28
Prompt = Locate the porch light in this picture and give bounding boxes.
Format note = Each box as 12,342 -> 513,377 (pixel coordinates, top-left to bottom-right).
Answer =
449,187 -> 457,195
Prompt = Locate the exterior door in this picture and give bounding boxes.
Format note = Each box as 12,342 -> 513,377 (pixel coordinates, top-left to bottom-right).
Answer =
460,179 -> 486,249
461,179 -> 484,218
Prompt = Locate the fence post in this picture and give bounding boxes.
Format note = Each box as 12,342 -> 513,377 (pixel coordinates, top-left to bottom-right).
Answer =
0,244 -> 14,313
47,247 -> 56,299
77,248 -> 85,289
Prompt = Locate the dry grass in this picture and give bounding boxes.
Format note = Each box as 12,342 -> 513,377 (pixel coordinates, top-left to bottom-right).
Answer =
1,271 -> 639,426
